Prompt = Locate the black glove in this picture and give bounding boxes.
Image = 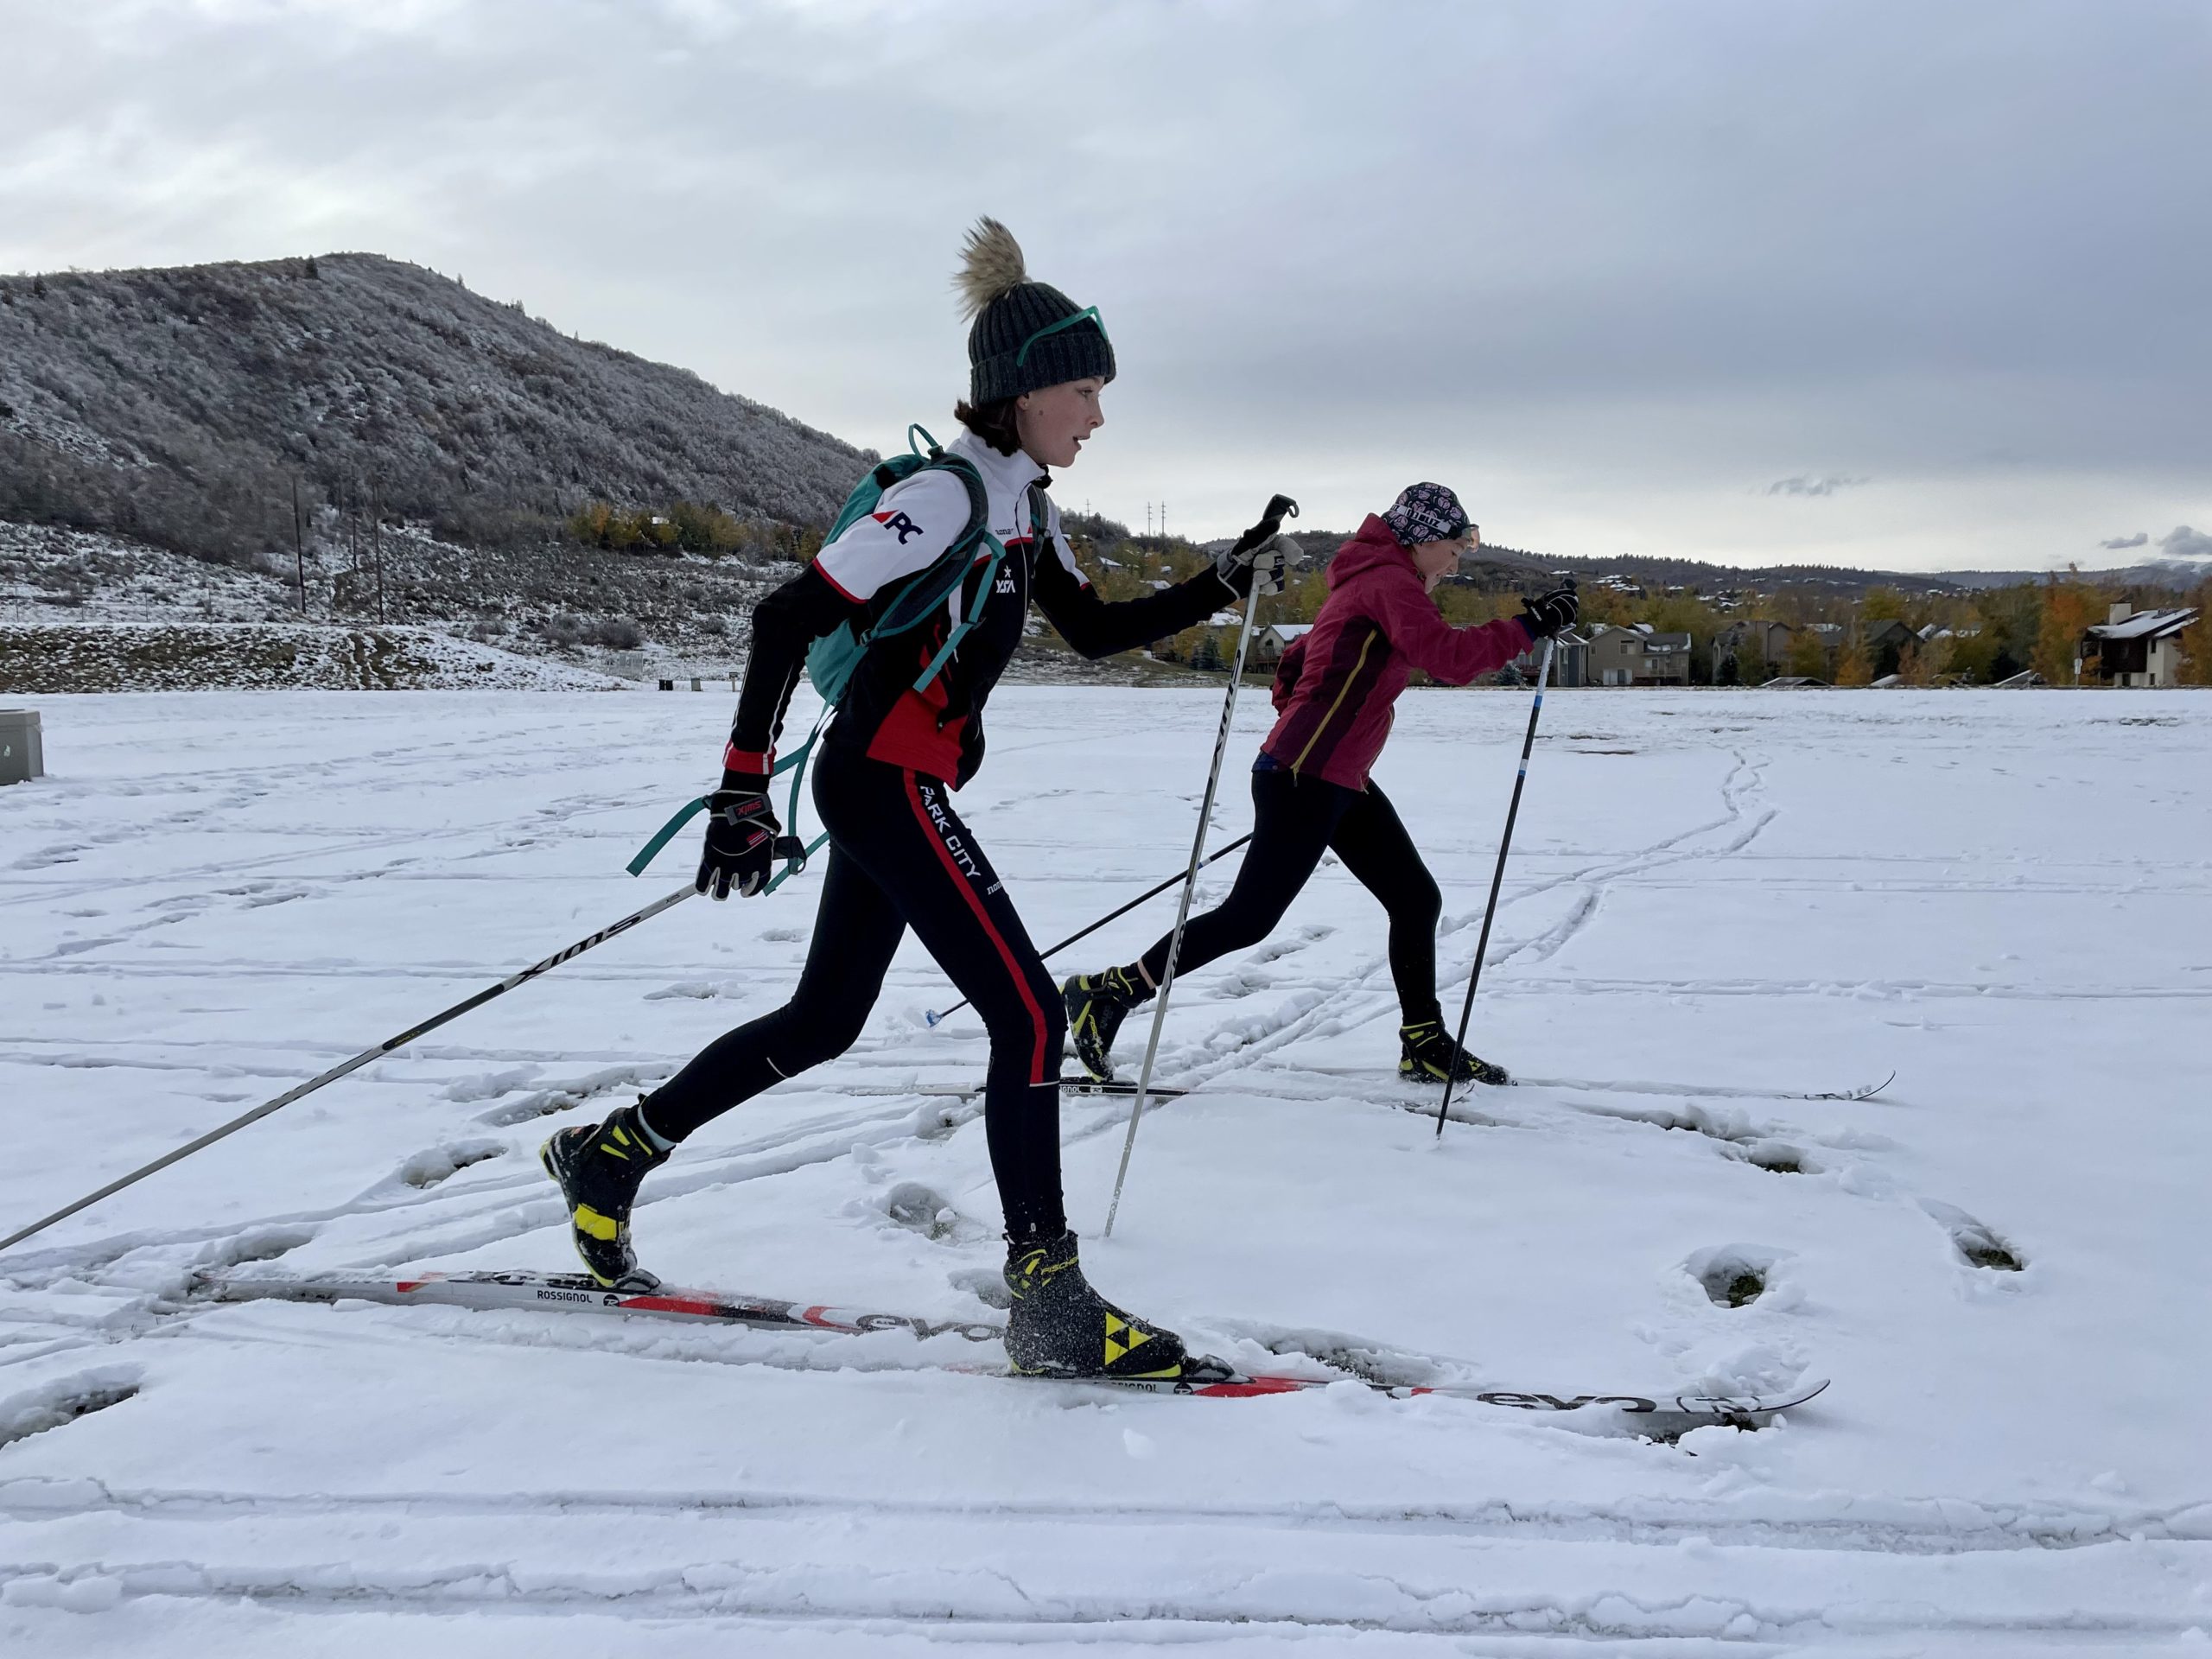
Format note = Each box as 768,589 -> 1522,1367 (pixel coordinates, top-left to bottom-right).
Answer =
696,785 -> 781,900
1519,583 -> 1579,639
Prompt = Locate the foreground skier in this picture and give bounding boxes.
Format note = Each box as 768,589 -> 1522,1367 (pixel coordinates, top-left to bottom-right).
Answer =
1065,485 -> 1576,1087
543,220 -> 1285,1379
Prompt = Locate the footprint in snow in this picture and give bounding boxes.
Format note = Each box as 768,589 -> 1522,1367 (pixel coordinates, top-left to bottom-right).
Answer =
391,1140 -> 507,1191
0,1369 -> 143,1452
873,1182 -> 991,1245
1684,1244 -> 1788,1308
1921,1198 -> 2025,1271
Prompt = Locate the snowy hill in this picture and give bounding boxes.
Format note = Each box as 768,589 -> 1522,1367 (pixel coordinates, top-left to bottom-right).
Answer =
0,519 -> 784,683
0,620 -> 626,692
0,686 -> 2205,1649
0,252 -> 868,567
0,522 -> 1205,692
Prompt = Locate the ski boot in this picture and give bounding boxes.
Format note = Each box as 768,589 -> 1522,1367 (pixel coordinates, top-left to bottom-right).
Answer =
1399,1019 -> 1510,1087
1063,966 -> 1146,1082
1003,1230 -> 1190,1379
540,1101 -> 671,1290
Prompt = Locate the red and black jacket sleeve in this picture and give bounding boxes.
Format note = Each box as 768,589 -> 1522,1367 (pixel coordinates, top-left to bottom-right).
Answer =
720,566 -> 858,790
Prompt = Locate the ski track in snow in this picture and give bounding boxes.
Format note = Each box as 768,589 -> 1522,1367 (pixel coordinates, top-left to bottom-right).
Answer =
1,686 -> 2208,1652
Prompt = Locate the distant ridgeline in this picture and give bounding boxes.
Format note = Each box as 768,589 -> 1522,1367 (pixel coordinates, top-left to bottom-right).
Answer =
0,253 -> 869,567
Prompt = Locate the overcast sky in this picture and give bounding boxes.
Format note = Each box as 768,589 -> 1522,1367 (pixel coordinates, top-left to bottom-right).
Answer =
4,0 -> 2208,572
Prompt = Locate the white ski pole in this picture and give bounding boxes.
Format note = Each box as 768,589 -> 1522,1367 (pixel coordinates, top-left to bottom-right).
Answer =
1103,494 -> 1297,1237
0,885 -> 697,1255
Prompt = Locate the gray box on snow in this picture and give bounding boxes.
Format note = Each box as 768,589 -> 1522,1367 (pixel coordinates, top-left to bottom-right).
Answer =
0,709 -> 44,785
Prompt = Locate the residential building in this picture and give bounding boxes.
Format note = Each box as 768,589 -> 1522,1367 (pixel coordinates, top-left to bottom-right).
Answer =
1251,622 -> 1313,666
1504,629 -> 1589,687
1861,617 -> 1922,677
1713,619 -> 1791,682
1588,623 -> 1694,686
2084,603 -> 2198,687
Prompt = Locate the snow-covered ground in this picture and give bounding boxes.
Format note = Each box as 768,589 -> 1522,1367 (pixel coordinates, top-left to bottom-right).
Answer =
0,684 -> 2206,1654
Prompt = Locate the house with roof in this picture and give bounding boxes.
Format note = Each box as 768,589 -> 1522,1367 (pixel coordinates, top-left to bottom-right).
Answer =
1251,622 -> 1313,666
1713,619 -> 1792,682
1504,628 -> 1589,687
1861,617 -> 1923,677
2084,603 -> 2197,687
1587,623 -> 1694,686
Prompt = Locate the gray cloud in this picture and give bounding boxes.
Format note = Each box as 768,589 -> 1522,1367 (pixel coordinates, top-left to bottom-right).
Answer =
2099,531 -> 2149,549
1764,475 -> 1869,498
0,0 -> 2208,569
2159,525 -> 2212,561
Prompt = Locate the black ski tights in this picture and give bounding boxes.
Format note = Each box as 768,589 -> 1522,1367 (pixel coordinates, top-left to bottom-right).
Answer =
1134,768 -> 1443,1023
642,747 -> 1068,1242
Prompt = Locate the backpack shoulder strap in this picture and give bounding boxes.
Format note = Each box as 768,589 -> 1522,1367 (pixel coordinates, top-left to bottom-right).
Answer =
867,452 -> 995,638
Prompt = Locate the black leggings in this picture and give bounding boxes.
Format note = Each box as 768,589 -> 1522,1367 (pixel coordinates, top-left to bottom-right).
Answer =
644,745 -> 1067,1242
1135,769 -> 1443,1025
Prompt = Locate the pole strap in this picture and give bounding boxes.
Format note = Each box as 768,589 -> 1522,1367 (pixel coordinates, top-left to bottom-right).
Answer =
625,744 -> 819,881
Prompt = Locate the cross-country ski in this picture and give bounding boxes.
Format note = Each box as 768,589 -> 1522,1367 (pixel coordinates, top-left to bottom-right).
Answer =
203,1268 -> 1828,1434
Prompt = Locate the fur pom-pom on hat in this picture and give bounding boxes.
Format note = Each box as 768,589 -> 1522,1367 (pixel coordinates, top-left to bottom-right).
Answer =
957,216 -> 1115,403
955,217 -> 1028,321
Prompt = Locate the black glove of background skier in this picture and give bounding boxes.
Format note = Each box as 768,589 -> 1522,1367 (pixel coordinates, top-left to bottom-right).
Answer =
696,786 -> 781,899
1213,533 -> 1296,600
1519,583 -> 1579,639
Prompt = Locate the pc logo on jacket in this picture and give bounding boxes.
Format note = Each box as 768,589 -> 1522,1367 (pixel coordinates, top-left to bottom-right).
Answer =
873,510 -> 925,544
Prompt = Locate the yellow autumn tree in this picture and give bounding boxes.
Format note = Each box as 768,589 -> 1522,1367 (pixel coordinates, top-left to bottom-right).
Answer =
2034,569 -> 2106,685
1578,582 -> 1633,629
1861,586 -> 1910,624
1783,626 -> 1832,680
2179,586 -> 2212,685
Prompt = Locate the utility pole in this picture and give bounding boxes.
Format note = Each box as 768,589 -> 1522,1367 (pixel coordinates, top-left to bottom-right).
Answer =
371,481 -> 388,624
291,477 -> 307,616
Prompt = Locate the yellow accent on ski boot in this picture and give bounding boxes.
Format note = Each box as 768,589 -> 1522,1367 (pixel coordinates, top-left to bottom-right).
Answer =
1064,967 -> 1145,1083
541,1101 -> 671,1290
1004,1230 -> 1189,1380
1399,1019 -> 1510,1086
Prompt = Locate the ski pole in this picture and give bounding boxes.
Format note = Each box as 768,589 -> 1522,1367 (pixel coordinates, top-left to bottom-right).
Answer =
0,885 -> 698,1255
1434,627 -> 1559,1137
923,832 -> 1254,1027
1104,493 -> 1298,1237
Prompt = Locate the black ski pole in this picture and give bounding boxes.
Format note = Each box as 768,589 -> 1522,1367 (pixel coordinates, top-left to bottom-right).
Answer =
1106,493 -> 1299,1236
1435,626 -> 1559,1137
0,885 -> 698,1255
924,832 -> 1254,1027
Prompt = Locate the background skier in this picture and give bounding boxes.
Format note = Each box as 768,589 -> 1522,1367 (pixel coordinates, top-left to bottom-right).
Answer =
1065,484 -> 1577,1087
540,219 -> 1286,1381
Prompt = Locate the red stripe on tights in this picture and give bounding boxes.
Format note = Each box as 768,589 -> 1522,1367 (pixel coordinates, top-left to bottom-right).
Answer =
901,770 -> 1050,1084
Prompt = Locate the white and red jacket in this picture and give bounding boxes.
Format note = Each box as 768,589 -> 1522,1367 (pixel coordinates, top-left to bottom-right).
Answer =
725,429 -> 1232,789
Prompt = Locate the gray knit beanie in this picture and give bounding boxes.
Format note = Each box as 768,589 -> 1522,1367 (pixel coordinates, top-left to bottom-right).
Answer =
956,218 -> 1116,404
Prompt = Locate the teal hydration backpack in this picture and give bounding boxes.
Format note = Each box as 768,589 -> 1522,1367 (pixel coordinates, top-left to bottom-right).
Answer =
803,424 -> 1012,705
627,426 -> 1035,890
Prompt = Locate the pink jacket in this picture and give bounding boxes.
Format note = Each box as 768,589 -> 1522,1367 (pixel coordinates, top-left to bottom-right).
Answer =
1260,515 -> 1532,791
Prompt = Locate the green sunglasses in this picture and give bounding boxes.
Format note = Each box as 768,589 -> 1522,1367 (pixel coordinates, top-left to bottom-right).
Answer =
1014,305 -> 1109,369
